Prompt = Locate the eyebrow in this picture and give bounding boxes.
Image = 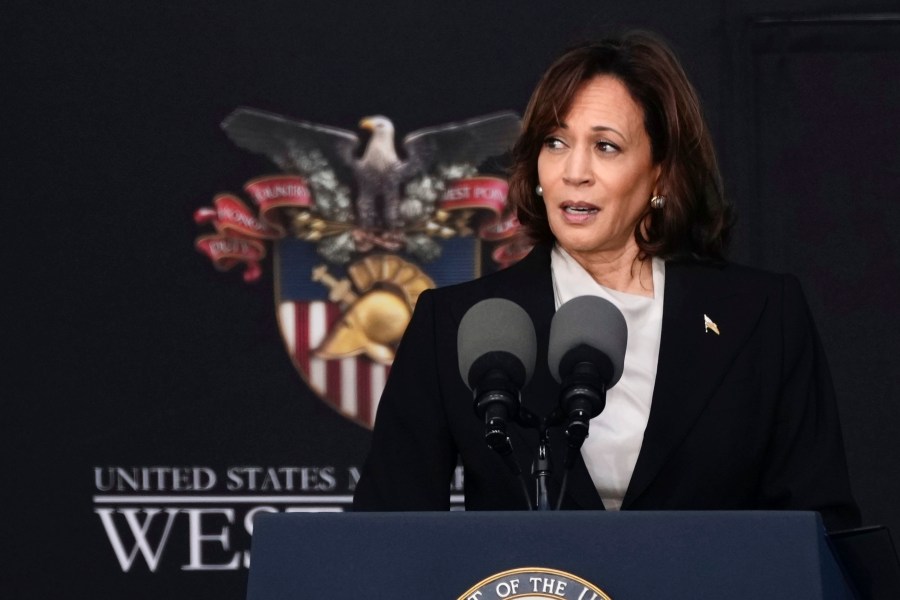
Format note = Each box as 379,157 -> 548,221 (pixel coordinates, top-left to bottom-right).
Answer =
592,125 -> 624,136
556,123 -> 625,138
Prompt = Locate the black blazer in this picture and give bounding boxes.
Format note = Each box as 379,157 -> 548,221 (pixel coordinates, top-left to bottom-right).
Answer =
352,244 -> 860,530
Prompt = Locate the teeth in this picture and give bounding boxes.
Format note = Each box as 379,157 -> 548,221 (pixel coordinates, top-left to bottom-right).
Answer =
564,206 -> 598,214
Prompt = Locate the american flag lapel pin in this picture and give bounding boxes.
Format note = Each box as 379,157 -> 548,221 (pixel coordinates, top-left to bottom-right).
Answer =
704,314 -> 720,335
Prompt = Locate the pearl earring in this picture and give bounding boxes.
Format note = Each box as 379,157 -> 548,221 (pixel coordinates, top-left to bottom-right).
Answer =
535,184 -> 543,196
650,195 -> 667,209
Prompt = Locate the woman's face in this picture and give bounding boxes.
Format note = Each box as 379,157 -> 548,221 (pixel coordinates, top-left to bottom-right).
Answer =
537,75 -> 659,262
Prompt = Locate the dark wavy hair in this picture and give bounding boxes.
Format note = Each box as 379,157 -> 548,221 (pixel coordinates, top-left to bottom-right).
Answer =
508,31 -> 732,261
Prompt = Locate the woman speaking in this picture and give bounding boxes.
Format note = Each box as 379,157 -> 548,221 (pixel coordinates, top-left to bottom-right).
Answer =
352,31 -> 860,531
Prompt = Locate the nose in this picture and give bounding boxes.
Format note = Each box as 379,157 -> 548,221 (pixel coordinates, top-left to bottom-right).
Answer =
562,147 -> 593,187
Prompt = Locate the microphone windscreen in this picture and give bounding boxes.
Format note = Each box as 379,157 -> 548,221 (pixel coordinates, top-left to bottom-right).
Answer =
548,295 -> 627,386
457,298 -> 537,390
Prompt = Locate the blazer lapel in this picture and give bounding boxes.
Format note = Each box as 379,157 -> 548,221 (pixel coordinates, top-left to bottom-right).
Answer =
622,262 -> 768,507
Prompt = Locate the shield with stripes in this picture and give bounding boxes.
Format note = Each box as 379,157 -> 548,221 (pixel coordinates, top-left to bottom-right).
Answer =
280,299 -> 391,428
276,236 -> 485,429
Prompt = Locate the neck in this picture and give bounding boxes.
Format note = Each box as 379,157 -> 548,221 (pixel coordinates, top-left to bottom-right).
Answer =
562,243 -> 654,297
363,132 -> 398,165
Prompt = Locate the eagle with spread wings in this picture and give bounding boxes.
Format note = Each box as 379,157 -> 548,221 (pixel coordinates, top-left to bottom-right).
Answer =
220,107 -> 521,262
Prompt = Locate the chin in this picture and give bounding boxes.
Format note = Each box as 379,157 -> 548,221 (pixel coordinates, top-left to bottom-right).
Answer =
557,232 -> 635,259
555,231 -> 605,252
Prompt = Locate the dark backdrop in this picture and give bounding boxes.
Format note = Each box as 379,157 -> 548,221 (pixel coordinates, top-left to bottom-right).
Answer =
7,1 -> 898,598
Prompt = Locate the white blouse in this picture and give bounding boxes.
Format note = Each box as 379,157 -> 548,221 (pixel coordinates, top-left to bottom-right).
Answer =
550,245 -> 665,510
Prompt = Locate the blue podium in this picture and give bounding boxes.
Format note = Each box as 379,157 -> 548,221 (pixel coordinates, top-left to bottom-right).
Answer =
246,511 -> 855,599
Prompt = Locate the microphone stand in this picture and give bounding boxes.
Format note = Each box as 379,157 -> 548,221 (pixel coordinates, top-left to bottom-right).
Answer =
523,411 -> 593,511
533,424 -> 553,511
516,407 -> 561,510
477,374 -> 606,511
521,408 -> 561,512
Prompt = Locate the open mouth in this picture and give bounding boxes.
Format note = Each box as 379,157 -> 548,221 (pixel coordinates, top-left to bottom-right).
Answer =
561,202 -> 599,215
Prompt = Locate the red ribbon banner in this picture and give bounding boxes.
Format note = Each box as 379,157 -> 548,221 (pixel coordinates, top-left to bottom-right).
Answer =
244,175 -> 313,233
194,234 -> 268,283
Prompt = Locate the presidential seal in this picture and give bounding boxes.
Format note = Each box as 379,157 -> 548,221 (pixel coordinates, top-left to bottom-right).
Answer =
458,567 -> 612,600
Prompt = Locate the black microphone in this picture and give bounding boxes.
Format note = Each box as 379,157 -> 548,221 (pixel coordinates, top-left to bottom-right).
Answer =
458,298 -> 537,458
548,295 -> 627,455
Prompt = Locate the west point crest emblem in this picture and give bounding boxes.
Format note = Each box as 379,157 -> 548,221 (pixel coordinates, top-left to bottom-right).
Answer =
194,107 -> 529,428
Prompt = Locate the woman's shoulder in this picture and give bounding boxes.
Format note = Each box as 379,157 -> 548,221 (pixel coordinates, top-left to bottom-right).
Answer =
666,257 -> 800,291
664,258 -> 815,318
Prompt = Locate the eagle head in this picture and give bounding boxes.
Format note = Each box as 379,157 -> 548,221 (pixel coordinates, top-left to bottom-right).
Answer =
359,115 -> 394,135
358,115 -> 398,167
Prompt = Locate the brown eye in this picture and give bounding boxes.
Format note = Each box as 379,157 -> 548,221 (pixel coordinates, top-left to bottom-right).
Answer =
596,141 -> 620,153
543,136 -> 565,150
